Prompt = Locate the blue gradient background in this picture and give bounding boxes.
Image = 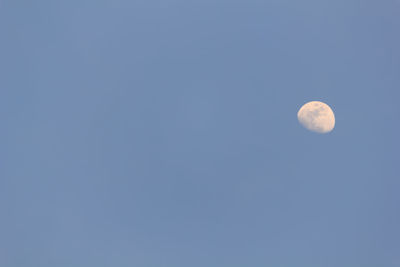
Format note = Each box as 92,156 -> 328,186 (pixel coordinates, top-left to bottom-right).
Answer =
1,0 -> 399,266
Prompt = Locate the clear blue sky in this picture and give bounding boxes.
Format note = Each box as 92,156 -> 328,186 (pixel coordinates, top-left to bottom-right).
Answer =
1,0 -> 399,266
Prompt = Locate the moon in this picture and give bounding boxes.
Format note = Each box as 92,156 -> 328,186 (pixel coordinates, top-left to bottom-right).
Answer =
297,101 -> 335,133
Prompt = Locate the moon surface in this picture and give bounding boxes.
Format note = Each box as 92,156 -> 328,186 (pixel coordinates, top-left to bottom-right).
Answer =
297,101 -> 335,133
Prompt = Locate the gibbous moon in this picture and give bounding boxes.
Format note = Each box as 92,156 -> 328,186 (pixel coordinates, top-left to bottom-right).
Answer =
297,101 -> 335,133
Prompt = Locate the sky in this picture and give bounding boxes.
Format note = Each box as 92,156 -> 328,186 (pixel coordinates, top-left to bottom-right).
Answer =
1,0 -> 399,266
